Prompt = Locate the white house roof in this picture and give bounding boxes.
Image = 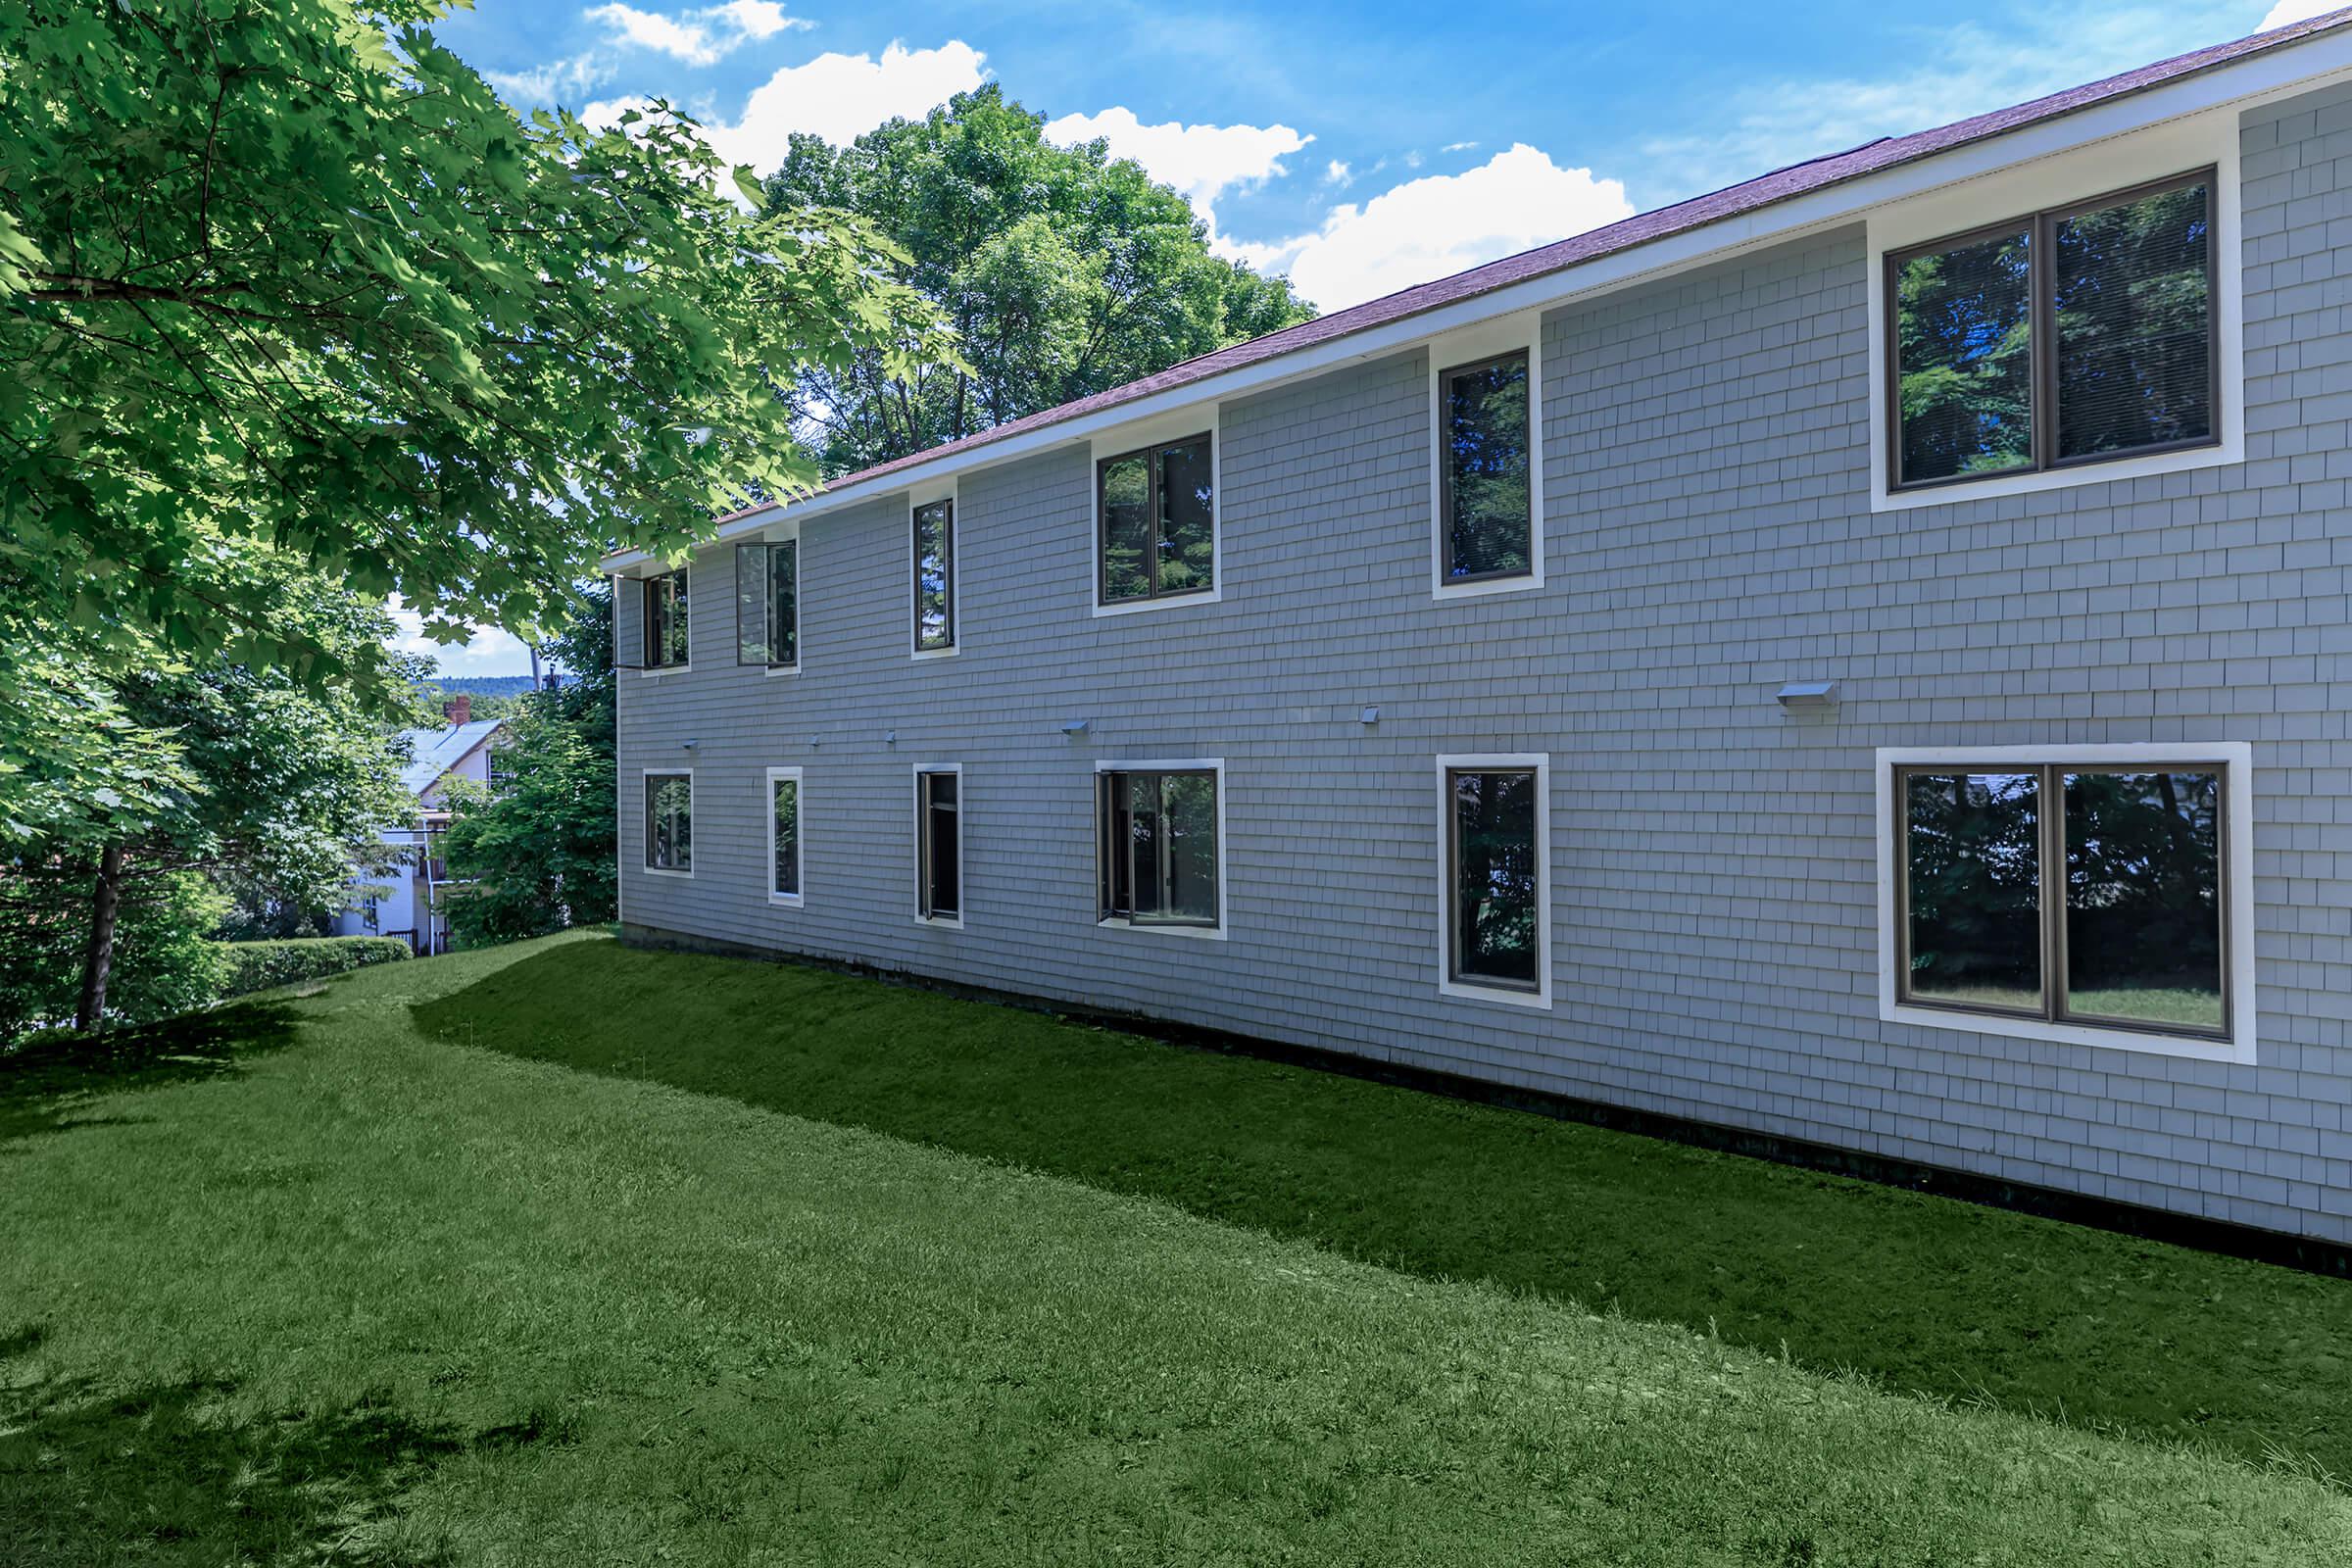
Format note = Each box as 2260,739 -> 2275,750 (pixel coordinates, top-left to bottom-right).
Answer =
398,718 -> 503,797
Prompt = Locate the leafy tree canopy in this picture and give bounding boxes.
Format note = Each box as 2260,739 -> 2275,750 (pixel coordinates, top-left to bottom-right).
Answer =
761,85 -> 1317,474
0,0 -> 955,678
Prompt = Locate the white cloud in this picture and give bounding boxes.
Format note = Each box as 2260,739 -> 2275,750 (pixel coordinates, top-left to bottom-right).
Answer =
1441,140 -> 1479,154
587,0 -> 809,68
1043,108 -> 1309,237
2259,0 -> 2340,27
486,52 -> 613,104
1323,159 -> 1352,187
1218,144 -> 1633,314
386,599 -> 535,678
585,40 -> 988,167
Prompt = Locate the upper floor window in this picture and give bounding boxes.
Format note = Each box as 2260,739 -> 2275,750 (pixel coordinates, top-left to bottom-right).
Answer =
735,537 -> 799,671
1888,169 -> 2215,491
1098,765 -> 1220,929
643,570 -> 688,668
1439,350 -> 1533,582
645,770 -> 692,874
913,499 -> 955,653
1098,434 -> 1213,607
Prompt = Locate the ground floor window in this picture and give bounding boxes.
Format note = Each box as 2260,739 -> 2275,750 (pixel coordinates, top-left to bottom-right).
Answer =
645,771 -> 692,873
916,766 -> 960,921
1894,760 -> 2229,1040
1439,755 -> 1549,1004
767,767 -> 802,903
1098,764 -> 1220,929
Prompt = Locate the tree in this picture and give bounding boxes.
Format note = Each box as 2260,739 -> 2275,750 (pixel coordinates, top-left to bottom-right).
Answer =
0,0 -> 954,687
761,85 -> 1316,474
0,569 -> 426,1035
438,582 -> 617,946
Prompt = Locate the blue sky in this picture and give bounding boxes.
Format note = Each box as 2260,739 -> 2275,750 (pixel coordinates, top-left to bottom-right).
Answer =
406,0 -> 2327,675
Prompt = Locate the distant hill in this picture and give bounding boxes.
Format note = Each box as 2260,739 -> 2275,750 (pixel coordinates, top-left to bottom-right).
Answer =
429,675 -> 539,699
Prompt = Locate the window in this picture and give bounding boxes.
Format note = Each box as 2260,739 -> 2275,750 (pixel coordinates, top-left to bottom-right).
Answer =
1890,757 -> 2237,1045
1098,434 -> 1213,607
735,537 -> 799,670
1888,169 -> 2216,491
766,767 -> 801,903
1439,350 -> 1533,583
1440,756 -> 1549,1004
912,499 -> 955,654
1098,765 -> 1220,929
915,767 -> 960,922
645,771 -> 692,873
644,571 -> 689,668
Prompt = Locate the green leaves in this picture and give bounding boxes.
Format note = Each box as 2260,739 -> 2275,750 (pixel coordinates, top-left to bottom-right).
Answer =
0,0 -> 954,664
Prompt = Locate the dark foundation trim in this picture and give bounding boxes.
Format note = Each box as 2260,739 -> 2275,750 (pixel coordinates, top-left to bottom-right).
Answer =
619,920 -> 2352,1280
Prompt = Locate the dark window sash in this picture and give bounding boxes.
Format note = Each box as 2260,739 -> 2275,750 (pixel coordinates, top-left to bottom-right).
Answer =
735,541 -> 798,669
643,570 -> 689,668
1890,761 -> 2230,1041
645,772 -> 692,871
1097,768 -> 1217,926
917,769 -> 959,918
913,501 -> 955,651
1096,434 -> 1214,606
1437,349 -> 1535,584
1445,766 -> 1542,992
1885,166 -> 2220,493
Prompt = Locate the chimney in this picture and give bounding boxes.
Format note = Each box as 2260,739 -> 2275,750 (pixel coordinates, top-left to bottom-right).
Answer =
443,694 -> 470,726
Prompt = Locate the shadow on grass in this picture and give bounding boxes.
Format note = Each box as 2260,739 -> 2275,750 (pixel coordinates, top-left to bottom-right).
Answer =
415,938 -> 2352,1483
0,1004 -> 301,1147
0,1370 -> 459,1566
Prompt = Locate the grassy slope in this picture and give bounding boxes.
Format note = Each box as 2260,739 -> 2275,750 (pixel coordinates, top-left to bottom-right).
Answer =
0,933 -> 2335,1564
417,934 -> 2352,1482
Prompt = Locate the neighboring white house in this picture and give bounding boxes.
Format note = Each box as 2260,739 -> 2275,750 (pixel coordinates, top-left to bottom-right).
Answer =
333,696 -> 504,956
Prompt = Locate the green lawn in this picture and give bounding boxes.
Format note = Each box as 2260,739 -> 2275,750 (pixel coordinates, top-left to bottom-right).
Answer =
0,932 -> 2344,1564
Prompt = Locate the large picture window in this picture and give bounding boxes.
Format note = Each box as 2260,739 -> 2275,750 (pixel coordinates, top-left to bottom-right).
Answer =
736,538 -> 799,670
1098,434 -> 1214,607
643,570 -> 689,668
645,771 -> 692,873
1894,761 -> 2229,1040
1441,758 -> 1548,1002
1439,350 -> 1533,583
916,767 -> 960,921
766,767 -> 801,903
1887,169 -> 2216,491
912,500 -> 955,653
1098,766 -> 1220,928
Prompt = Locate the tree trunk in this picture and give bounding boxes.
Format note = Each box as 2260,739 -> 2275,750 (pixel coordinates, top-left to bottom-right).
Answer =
74,842 -> 124,1032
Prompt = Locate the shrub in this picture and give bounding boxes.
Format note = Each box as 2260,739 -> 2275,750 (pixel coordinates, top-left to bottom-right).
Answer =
214,936 -> 412,999
0,867 -> 230,1043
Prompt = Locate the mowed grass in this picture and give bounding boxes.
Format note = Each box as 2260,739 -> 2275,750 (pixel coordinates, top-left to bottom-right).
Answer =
0,936 -> 2333,1563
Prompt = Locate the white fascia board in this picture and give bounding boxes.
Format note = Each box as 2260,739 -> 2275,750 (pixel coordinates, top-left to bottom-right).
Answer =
601,33 -> 2352,572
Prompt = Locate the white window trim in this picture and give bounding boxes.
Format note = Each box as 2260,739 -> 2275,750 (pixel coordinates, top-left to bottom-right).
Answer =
1874,742 -> 2255,1063
641,766 -> 694,878
764,765 -> 805,906
911,761 -> 965,927
907,477 -> 959,660
1429,314 -> 1545,601
1089,409 -> 1224,618
638,564 -> 692,677
1435,753 -> 1553,1008
744,521 -> 804,679
1093,757 -> 1228,939
1865,109 -> 2245,514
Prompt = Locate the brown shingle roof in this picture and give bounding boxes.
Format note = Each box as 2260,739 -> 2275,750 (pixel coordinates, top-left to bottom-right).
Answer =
725,9 -> 2351,522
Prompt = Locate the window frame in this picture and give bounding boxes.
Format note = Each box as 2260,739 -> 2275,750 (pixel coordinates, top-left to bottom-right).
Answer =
1883,165 -> 2222,496
1091,427 -> 1220,616
912,763 -> 962,926
735,528 -> 801,677
1093,758 -> 1227,938
764,765 -> 804,906
642,568 -> 691,673
642,767 -> 694,878
1435,753 -> 1552,1008
1436,348 -> 1538,587
910,494 -> 957,659
1876,743 -> 2255,1062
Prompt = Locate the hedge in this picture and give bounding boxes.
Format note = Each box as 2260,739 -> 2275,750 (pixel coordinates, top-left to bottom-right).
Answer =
213,936 -> 413,999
